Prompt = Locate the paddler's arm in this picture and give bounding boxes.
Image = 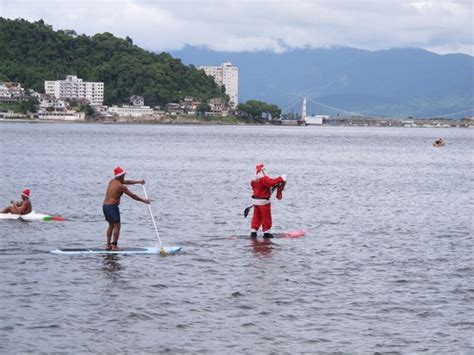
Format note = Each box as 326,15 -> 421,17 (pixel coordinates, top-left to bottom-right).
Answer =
122,186 -> 150,204
263,175 -> 287,188
124,179 -> 145,185
9,203 -> 20,214
17,201 -> 31,215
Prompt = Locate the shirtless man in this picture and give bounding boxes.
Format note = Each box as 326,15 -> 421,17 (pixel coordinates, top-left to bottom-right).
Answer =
103,167 -> 149,251
1,189 -> 32,215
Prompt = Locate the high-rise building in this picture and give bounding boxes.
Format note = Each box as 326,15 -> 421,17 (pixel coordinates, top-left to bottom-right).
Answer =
45,75 -> 104,105
199,62 -> 238,108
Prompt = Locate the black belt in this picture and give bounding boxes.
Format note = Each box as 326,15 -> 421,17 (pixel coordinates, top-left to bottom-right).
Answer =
252,196 -> 269,200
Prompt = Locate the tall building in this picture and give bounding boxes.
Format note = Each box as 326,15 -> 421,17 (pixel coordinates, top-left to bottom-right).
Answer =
199,62 -> 238,108
45,75 -> 104,105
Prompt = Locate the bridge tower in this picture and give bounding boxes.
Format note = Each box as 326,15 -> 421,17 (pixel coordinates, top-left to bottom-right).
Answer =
302,96 -> 307,121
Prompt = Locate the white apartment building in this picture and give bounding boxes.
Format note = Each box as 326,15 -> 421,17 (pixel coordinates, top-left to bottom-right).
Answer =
45,75 -> 104,105
108,105 -> 154,117
199,62 -> 238,108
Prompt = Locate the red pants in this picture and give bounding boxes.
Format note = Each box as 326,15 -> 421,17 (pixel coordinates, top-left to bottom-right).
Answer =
251,204 -> 272,232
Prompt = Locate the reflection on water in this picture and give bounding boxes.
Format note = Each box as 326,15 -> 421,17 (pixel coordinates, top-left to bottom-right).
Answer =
250,238 -> 274,256
101,255 -> 123,282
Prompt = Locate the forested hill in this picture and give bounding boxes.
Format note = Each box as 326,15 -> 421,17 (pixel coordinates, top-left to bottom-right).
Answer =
0,18 -> 225,106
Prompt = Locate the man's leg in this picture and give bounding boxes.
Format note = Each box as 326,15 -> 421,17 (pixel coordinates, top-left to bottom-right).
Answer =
262,204 -> 273,238
250,205 -> 262,237
111,223 -> 121,250
106,222 -> 114,249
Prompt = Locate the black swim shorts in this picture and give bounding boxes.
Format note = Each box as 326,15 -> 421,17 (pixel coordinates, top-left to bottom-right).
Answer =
103,204 -> 120,223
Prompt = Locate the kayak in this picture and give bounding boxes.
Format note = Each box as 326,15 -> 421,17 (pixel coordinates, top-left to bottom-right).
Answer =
227,230 -> 305,240
433,142 -> 445,147
0,212 -> 65,221
50,245 -> 182,255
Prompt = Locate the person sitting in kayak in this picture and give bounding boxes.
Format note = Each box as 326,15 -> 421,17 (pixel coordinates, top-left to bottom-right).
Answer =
1,189 -> 32,215
435,138 -> 445,145
103,167 -> 149,251
250,164 -> 286,238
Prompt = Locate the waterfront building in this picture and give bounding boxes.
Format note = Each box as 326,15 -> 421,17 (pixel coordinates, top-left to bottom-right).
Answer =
37,110 -> 85,121
44,75 -> 104,105
301,96 -> 325,125
166,102 -> 184,115
39,96 -> 67,111
199,62 -> 238,108
108,105 -> 154,117
208,97 -> 227,115
0,82 -> 24,102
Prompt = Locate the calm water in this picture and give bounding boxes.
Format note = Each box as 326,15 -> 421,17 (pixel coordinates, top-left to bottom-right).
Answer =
0,122 -> 472,353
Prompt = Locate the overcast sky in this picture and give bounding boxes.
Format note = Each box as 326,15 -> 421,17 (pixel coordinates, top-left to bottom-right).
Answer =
3,0 -> 473,55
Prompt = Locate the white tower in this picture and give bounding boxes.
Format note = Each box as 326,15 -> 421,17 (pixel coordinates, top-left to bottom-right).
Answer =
302,96 -> 307,121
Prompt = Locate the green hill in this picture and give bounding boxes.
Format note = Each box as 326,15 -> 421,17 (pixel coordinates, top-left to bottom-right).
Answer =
0,18 -> 226,106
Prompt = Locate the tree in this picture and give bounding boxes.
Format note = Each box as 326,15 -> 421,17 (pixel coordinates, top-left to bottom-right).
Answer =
18,97 -> 39,114
0,18 -> 227,108
197,102 -> 211,115
237,100 -> 281,120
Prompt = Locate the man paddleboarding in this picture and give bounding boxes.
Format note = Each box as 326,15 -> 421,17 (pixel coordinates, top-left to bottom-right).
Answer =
250,164 -> 286,238
103,167 -> 149,251
1,189 -> 32,215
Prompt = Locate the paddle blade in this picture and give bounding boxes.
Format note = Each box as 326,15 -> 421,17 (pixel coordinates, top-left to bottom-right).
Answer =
244,206 -> 253,218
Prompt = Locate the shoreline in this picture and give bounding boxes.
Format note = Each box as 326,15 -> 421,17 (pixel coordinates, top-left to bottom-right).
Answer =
1,117 -> 473,128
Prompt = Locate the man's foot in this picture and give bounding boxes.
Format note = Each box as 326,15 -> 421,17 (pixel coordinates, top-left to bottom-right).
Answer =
105,243 -> 112,250
263,233 -> 274,238
250,232 -> 257,238
111,245 -> 122,251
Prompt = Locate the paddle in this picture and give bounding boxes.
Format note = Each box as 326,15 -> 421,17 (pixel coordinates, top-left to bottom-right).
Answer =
142,185 -> 167,256
243,182 -> 284,218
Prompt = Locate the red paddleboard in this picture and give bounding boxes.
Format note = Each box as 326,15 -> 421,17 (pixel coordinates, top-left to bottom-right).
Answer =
227,230 -> 305,240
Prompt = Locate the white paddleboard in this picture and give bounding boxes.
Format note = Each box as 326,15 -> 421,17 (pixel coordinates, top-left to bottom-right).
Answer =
0,212 -> 64,221
50,246 -> 182,255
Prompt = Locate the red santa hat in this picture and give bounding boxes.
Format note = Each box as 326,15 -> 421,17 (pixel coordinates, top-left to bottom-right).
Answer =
22,189 -> 31,197
114,166 -> 126,178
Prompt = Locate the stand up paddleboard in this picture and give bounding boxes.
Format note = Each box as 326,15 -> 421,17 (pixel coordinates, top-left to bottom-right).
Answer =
0,212 -> 65,221
227,230 -> 305,240
50,245 -> 182,255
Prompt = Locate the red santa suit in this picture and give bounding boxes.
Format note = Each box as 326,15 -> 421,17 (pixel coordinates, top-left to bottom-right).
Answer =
250,164 -> 286,234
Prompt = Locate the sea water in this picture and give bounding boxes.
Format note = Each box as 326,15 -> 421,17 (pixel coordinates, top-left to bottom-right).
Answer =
0,122 -> 472,352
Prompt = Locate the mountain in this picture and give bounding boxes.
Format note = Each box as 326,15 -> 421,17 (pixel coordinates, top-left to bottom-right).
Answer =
172,45 -> 474,118
0,18 -> 225,106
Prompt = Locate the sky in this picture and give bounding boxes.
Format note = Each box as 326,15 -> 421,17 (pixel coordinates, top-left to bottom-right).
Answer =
2,0 -> 473,55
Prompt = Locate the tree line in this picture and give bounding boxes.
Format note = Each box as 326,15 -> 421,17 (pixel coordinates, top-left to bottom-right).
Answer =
0,18 -> 226,107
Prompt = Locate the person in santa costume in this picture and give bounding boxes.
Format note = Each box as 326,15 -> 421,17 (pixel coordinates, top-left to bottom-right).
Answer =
103,167 -> 149,251
250,163 -> 287,238
1,189 -> 32,215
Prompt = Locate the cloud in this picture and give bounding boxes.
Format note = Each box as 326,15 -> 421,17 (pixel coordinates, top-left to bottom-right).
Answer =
3,0 -> 473,55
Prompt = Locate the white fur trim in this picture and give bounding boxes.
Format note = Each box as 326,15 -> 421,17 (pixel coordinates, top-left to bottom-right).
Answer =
253,170 -> 265,180
114,171 -> 126,178
252,198 -> 270,206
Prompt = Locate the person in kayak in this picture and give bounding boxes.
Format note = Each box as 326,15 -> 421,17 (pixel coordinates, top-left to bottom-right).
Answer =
250,164 -> 286,238
1,189 -> 32,215
103,167 -> 149,251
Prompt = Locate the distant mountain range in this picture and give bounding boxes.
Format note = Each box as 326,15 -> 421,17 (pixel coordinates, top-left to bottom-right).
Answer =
172,46 -> 474,118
